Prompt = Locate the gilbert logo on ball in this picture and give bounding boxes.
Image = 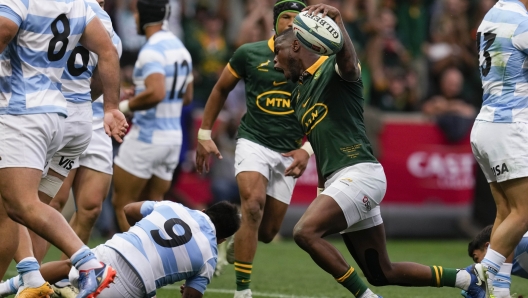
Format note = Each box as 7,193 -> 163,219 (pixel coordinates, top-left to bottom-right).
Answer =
293,11 -> 344,55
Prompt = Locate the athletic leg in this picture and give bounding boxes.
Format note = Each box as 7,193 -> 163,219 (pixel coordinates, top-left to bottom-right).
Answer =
258,196 -> 288,243
233,171 -> 268,293
143,175 -> 172,202
71,166 -> 112,243
112,164 -> 148,232
293,194 -> 373,297
0,196 -> 18,279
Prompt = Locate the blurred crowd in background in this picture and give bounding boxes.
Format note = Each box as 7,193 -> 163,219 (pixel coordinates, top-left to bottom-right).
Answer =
91,0 -> 494,237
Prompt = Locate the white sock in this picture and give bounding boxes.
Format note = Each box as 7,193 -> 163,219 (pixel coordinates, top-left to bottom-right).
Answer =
455,269 -> 471,290
17,257 -> 45,288
359,288 -> 375,298
481,247 -> 505,281
70,247 -> 102,271
493,263 -> 512,298
0,276 -> 20,295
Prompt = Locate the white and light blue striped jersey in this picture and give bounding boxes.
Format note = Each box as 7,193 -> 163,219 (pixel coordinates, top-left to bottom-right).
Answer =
0,0 -> 96,116
129,30 -> 192,145
105,201 -> 217,297
61,0 -> 119,105
476,0 -> 528,123
513,232 -> 528,279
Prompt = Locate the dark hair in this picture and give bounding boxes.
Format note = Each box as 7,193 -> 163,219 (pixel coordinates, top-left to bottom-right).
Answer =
275,27 -> 295,45
205,201 -> 240,240
468,225 -> 493,258
273,0 -> 306,32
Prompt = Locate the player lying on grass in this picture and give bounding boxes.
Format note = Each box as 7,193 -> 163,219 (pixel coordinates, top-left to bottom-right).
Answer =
0,201 -> 240,298
460,225 -> 528,298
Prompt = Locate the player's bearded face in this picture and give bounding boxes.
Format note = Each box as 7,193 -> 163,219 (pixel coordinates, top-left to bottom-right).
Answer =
286,52 -> 302,83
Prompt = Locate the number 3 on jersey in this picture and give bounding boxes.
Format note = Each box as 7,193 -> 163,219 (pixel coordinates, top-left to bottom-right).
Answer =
477,32 -> 497,77
151,218 -> 193,248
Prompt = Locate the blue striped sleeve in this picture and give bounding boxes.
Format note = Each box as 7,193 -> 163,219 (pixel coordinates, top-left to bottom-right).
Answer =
512,19 -> 528,54
140,201 -> 156,217
0,5 -> 21,26
185,274 -> 209,294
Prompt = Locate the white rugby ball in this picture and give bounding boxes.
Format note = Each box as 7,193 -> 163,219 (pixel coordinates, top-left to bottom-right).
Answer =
292,11 -> 344,55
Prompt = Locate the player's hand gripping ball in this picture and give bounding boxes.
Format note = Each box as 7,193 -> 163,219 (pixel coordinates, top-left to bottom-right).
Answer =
293,11 -> 343,55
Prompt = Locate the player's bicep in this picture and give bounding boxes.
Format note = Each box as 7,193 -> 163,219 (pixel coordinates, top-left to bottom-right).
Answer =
79,16 -> 116,57
123,201 -> 153,226
216,65 -> 240,95
0,2 -> 25,53
182,286 -> 203,298
144,73 -> 166,102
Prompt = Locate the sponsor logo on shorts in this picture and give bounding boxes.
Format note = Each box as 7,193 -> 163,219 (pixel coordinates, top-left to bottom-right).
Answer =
339,178 -> 353,186
58,157 -> 75,171
491,163 -> 509,176
362,196 -> 372,211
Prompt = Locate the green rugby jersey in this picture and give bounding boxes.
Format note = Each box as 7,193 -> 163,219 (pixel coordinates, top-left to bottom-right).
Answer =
228,37 -> 304,153
292,56 -> 378,178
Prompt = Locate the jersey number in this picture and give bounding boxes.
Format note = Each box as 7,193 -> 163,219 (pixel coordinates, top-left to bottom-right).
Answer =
48,14 -> 70,62
476,32 -> 497,77
67,46 -> 90,77
151,218 -> 193,248
169,60 -> 190,100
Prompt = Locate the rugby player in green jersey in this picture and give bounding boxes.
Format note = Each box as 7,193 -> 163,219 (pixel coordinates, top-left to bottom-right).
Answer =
273,4 -> 487,298
195,1 -> 314,297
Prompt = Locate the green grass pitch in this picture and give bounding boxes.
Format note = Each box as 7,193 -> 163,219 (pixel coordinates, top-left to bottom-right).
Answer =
6,238 -> 528,297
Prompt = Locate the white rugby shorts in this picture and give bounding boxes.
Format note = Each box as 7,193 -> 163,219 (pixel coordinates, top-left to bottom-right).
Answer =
234,138 -> 297,204
322,162 -> 386,233
471,120 -> 528,183
114,135 -> 181,181
45,102 -> 93,177
69,245 -> 145,298
78,127 -> 113,175
0,113 -> 64,171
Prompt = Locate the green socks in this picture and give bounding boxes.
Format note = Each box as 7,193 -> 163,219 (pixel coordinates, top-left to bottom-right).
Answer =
429,266 -> 457,287
336,266 -> 368,297
235,261 -> 252,291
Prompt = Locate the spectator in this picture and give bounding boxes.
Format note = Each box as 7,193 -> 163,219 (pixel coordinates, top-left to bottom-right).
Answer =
366,8 -> 417,111
422,67 -> 476,142
233,0 -> 274,48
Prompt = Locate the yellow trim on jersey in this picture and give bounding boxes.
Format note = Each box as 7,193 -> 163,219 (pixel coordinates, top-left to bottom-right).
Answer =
433,266 -> 441,287
227,63 -> 241,79
335,267 -> 355,283
306,56 -> 329,75
268,36 -> 275,52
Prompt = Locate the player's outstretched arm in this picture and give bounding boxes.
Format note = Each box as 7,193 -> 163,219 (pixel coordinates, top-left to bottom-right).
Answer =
0,17 -> 18,53
182,286 -> 203,298
304,4 -> 360,81
123,201 -> 152,227
195,66 -> 239,174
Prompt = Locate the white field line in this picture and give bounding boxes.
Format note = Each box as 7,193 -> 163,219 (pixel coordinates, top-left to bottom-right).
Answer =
164,285 -> 332,298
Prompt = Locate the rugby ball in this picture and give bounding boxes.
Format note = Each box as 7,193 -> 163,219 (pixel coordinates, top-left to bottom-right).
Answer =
292,11 -> 344,55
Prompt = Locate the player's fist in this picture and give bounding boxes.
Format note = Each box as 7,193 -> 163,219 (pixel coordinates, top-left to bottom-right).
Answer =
104,108 -> 128,143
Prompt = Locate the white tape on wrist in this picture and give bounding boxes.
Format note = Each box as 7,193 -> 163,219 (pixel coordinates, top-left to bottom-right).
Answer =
301,142 -> 314,157
317,187 -> 324,196
119,100 -> 130,114
197,128 -> 212,140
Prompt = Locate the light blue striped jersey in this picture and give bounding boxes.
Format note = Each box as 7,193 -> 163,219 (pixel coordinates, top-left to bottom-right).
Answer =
0,0 -> 96,116
476,0 -> 528,123
105,201 -> 217,297
61,0 -> 119,105
129,30 -> 192,145
513,232 -> 528,278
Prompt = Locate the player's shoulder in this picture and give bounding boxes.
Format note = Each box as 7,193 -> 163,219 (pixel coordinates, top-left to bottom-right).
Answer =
235,39 -> 272,56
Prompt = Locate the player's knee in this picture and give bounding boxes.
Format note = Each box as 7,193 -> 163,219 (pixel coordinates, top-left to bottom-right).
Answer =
3,200 -> 28,224
49,194 -> 69,212
241,197 -> 264,223
292,223 -> 314,249
364,248 -> 389,286
79,202 -> 103,225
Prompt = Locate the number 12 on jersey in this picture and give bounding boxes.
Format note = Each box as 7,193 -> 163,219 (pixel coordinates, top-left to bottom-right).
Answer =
169,60 -> 190,100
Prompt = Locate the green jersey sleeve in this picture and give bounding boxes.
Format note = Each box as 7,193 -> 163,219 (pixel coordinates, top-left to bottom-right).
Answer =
228,44 -> 250,79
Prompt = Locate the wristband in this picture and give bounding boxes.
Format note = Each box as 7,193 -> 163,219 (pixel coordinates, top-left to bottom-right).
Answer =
317,187 -> 324,196
197,128 -> 212,140
301,142 -> 314,157
119,100 -> 130,114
